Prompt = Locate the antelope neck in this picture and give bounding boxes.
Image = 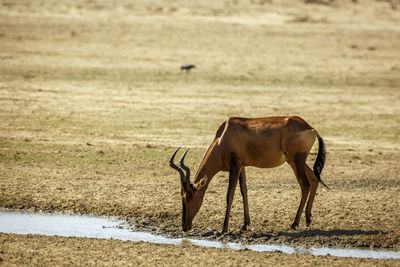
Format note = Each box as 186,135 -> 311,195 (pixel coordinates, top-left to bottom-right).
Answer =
193,141 -> 222,186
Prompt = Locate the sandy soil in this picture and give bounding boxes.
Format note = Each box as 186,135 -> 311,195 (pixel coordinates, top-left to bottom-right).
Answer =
1,0 -> 400,265
2,233 -> 400,266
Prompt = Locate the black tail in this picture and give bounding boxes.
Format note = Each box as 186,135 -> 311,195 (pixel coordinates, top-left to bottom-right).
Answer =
313,135 -> 328,189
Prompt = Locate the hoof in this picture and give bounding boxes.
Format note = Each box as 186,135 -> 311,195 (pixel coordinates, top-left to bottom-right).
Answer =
291,223 -> 298,230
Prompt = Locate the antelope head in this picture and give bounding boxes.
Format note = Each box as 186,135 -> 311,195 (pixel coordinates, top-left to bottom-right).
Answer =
169,147 -> 208,231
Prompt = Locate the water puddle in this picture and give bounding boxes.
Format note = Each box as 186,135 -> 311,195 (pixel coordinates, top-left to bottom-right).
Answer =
0,211 -> 399,260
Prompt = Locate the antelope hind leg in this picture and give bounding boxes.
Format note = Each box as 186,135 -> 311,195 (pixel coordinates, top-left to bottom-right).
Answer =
305,164 -> 319,226
289,153 -> 310,230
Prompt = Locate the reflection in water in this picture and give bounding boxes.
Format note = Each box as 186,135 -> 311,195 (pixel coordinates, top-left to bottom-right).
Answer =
0,211 -> 399,259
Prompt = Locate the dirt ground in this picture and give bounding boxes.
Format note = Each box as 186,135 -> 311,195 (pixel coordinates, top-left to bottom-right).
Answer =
1,0 -> 400,265
2,233 -> 400,266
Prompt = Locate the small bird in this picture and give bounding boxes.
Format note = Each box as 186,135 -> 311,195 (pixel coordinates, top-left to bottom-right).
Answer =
180,64 -> 196,73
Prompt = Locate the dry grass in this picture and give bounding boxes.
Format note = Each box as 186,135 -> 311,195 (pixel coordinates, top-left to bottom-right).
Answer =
1,0 -> 400,265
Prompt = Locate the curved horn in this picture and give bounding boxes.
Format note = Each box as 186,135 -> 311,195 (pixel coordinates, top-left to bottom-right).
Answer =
179,149 -> 190,183
169,147 -> 185,183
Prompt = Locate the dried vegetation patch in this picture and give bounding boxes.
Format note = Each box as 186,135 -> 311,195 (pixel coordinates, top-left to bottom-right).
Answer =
1,0 -> 400,264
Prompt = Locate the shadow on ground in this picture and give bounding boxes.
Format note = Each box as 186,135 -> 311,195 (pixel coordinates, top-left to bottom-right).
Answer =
183,228 -> 388,246
275,229 -> 385,238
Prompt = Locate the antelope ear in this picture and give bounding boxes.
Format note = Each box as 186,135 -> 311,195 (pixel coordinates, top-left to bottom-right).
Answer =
194,175 -> 208,190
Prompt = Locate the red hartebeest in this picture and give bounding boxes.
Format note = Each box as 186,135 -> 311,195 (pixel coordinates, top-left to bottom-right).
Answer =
169,116 -> 327,233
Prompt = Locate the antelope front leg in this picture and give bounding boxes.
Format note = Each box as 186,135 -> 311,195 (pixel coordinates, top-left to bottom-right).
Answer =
222,164 -> 240,233
239,168 -> 250,230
